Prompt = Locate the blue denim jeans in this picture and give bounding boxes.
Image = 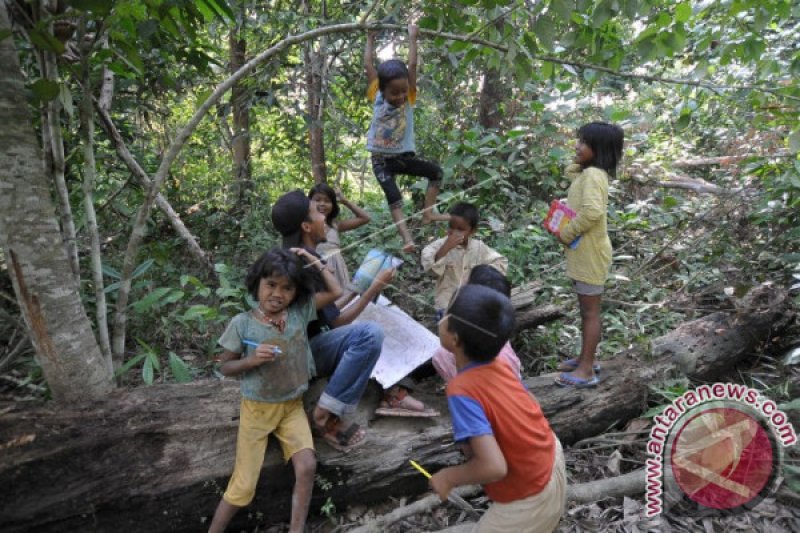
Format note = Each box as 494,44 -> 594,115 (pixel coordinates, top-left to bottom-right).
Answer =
309,322 -> 383,417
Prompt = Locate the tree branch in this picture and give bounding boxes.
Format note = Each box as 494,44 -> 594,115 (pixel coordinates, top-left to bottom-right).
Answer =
349,469 -> 646,532
93,102 -> 217,279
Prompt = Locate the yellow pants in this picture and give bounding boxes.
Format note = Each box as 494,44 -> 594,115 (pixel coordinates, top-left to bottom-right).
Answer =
223,397 -> 314,507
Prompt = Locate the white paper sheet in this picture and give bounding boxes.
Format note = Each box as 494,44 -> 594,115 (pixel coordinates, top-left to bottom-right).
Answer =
350,298 -> 440,388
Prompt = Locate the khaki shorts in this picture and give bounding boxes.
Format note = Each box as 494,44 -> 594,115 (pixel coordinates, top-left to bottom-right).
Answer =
475,438 -> 566,533
223,397 -> 314,507
573,279 -> 605,296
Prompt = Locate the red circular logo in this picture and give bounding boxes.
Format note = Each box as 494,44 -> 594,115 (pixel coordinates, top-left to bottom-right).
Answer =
670,407 -> 774,510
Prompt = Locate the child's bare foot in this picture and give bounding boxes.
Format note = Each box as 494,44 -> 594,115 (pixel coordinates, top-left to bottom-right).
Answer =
376,386 -> 439,417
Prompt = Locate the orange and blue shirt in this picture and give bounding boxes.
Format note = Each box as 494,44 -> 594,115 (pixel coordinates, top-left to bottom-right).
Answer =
447,357 -> 556,503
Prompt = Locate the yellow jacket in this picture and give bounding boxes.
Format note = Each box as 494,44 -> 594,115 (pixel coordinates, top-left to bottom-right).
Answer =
561,164 -> 612,286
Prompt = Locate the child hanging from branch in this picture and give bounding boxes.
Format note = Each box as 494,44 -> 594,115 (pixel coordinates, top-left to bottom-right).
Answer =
365,22 -> 449,253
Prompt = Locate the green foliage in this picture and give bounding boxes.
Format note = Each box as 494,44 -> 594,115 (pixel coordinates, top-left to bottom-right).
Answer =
643,379 -> 690,418
6,0 -> 799,405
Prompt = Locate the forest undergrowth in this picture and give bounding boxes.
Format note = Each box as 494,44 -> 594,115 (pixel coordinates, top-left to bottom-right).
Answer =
1,132 -> 798,533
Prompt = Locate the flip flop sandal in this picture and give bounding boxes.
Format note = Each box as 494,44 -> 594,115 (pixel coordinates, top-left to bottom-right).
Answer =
309,412 -> 367,452
375,388 -> 439,418
554,372 -> 600,388
557,358 -> 601,373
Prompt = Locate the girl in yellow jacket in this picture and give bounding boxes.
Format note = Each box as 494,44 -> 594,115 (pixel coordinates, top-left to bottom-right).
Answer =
555,122 -> 624,388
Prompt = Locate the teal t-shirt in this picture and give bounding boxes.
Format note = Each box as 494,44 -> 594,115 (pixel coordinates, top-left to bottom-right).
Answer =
218,297 -> 316,403
366,90 -> 416,154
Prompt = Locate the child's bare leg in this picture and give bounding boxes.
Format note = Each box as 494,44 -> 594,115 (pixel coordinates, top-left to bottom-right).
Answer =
208,499 -> 240,533
288,448 -> 316,533
390,206 -> 415,252
421,184 -> 450,224
574,293 -> 601,380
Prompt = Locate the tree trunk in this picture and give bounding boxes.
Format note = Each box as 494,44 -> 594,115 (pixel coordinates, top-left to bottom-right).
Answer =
229,13 -> 252,205
43,42 -> 81,281
477,19 -> 507,130
0,3 -> 113,402
79,18 -> 113,372
0,285 -> 787,533
304,1 -> 328,183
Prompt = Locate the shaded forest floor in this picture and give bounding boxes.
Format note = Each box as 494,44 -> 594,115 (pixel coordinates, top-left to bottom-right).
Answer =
2,220 -> 799,532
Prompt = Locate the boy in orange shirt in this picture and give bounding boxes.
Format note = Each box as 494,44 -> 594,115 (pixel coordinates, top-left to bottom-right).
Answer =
430,285 -> 566,533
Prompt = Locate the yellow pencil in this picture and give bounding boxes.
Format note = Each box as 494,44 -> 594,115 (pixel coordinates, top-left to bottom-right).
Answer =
408,460 -> 478,518
409,459 -> 431,479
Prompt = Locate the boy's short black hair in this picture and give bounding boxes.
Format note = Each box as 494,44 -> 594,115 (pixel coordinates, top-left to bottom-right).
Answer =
377,59 -> 409,92
467,265 -> 511,298
271,190 -> 311,248
448,202 -> 479,229
245,247 -> 313,304
577,122 -> 624,176
308,182 -> 339,225
446,285 -> 515,363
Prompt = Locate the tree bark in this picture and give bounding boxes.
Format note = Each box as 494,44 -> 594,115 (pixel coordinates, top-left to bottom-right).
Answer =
0,3 -> 113,402
477,19 -> 507,130
304,0 -> 328,183
229,11 -> 253,205
0,285 -> 787,532
78,17 -> 113,372
43,38 -> 81,281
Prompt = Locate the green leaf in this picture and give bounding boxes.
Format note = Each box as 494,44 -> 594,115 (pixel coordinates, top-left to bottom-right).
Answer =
104,281 -> 121,294
663,196 -> 678,208
132,287 -> 172,313
549,0 -> 575,21
541,60 -> 554,79
533,15 -> 557,50
609,108 -> 630,121
169,352 -> 192,383
201,0 -> 235,20
102,263 -> 121,279
148,350 -> 161,371
182,304 -> 219,321
591,1 -> 613,27
29,79 -> 60,104
676,113 -> 691,129
114,352 -> 147,377
131,258 -> 155,279
674,3 -> 692,23
142,357 -> 154,385
448,40 -> 471,53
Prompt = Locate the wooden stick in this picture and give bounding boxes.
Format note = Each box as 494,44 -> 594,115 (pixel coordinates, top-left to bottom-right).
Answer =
348,469 -> 647,532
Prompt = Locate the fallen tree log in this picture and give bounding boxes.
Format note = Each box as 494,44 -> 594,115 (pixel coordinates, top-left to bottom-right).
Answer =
0,285 -> 788,532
